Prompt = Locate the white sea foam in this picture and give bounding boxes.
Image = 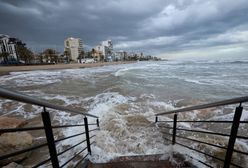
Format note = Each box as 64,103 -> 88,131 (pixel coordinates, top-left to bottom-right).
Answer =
71,92 -> 172,163
184,79 -> 212,85
114,67 -> 143,77
148,101 -> 175,113
208,106 -> 248,121
0,71 -> 62,86
41,92 -> 139,165
0,100 -> 43,118
114,68 -> 131,76
172,144 -> 208,168
1,60 -> 248,167
113,62 -> 160,77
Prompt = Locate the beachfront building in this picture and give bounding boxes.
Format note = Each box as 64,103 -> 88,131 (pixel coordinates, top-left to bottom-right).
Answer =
114,50 -> 127,61
91,49 -> 103,62
0,34 -> 24,64
64,37 -> 83,62
94,40 -> 113,61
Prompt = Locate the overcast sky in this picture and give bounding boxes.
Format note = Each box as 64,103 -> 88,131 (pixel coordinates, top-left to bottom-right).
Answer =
0,0 -> 248,59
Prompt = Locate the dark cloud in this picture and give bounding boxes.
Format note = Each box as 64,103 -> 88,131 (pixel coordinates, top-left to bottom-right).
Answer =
0,0 -> 248,57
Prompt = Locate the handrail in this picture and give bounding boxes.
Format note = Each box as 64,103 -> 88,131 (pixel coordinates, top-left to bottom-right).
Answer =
0,87 -> 98,118
0,87 -> 99,167
156,96 -> 248,116
156,98 -> 248,168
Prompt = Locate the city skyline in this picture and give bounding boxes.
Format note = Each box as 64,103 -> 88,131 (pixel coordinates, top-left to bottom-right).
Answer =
0,0 -> 248,59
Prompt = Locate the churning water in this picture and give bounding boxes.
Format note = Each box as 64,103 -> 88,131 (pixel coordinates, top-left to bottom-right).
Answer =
1,59 -> 248,167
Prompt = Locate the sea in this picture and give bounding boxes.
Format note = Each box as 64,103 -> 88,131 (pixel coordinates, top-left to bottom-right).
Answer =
0,58 -> 248,167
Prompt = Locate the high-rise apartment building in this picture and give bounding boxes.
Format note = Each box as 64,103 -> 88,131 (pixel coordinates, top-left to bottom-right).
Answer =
64,37 -> 83,62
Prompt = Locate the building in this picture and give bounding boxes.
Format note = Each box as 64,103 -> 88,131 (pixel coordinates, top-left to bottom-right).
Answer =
64,37 -> 83,62
114,50 -> 127,61
91,49 -> 103,62
94,40 -> 113,61
0,34 -> 24,64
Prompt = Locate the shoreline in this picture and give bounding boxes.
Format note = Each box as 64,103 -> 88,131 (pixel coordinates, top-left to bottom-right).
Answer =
0,61 -> 136,76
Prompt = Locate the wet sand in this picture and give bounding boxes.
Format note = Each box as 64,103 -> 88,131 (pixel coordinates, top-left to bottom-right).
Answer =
0,61 -> 135,76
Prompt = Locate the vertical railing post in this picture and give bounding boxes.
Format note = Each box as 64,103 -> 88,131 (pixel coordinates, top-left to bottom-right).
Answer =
41,107 -> 59,168
84,117 -> 91,155
224,105 -> 243,168
96,118 -> 99,127
172,113 -> 178,145
155,116 -> 158,123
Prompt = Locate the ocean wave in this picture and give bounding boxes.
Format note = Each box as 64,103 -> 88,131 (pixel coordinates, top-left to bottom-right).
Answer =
0,63 -> 139,86
228,60 -> 248,64
114,67 -> 145,77
0,101 -> 43,118
113,62 -> 160,77
87,92 -> 136,118
0,71 -> 62,86
148,101 -> 175,112
78,93 -> 173,163
114,68 -> 131,77
184,79 -> 211,85
165,75 -> 216,86
189,60 -> 248,65
1,60 -> 248,166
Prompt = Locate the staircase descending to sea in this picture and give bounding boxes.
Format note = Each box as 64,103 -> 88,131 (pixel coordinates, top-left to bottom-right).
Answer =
0,87 -> 247,168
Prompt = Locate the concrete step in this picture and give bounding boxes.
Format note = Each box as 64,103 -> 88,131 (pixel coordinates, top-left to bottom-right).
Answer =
87,154 -> 193,168
88,160 -> 172,168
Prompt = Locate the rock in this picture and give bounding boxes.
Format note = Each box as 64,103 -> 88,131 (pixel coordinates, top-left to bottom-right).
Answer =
0,132 -> 33,146
0,117 -> 28,131
2,162 -> 24,168
0,130 -> 33,166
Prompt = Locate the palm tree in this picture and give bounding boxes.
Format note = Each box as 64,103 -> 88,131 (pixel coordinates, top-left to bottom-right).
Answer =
37,53 -> 43,63
43,49 -> 59,64
79,50 -> 85,63
64,50 -> 70,63
0,52 -> 9,64
16,46 -> 34,64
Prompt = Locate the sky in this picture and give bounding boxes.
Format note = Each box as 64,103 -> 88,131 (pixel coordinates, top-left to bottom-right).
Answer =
0,0 -> 248,59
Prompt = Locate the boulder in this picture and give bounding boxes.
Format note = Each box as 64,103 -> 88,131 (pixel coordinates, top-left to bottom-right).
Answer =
0,117 -> 28,130
0,132 -> 33,165
0,117 -> 32,166
2,162 -> 24,168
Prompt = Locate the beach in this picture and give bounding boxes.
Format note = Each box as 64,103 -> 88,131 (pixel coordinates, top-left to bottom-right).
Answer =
0,61 -> 135,76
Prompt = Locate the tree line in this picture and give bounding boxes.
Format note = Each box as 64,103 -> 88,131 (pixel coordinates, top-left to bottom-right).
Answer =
0,45 -> 102,65
1,45 -> 160,65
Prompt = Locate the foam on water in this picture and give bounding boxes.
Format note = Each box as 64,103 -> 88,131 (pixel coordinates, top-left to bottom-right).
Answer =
79,92 -> 174,163
35,91 -> 177,165
113,62 -> 160,77
0,100 -> 43,118
114,68 -> 133,77
148,101 -> 176,112
1,60 -> 248,167
0,62 -> 139,87
1,71 -> 62,86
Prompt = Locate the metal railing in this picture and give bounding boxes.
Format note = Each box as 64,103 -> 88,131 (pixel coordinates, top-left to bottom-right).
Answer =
155,96 -> 248,168
0,87 -> 99,168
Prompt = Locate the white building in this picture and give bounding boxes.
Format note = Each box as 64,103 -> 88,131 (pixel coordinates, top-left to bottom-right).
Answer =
0,34 -> 20,63
95,40 -> 113,61
114,50 -> 127,61
64,37 -> 83,62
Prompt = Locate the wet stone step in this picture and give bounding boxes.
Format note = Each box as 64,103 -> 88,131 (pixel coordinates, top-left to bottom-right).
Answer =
86,154 -> 194,168
88,160 -> 172,168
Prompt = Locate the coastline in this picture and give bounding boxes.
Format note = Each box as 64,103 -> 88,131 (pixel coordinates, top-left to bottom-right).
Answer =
0,61 -> 136,76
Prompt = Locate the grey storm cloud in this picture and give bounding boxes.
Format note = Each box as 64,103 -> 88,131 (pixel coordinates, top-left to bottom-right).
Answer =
0,0 -> 248,56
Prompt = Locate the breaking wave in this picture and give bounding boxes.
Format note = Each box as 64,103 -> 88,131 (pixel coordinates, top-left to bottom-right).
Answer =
1,59 -> 248,167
